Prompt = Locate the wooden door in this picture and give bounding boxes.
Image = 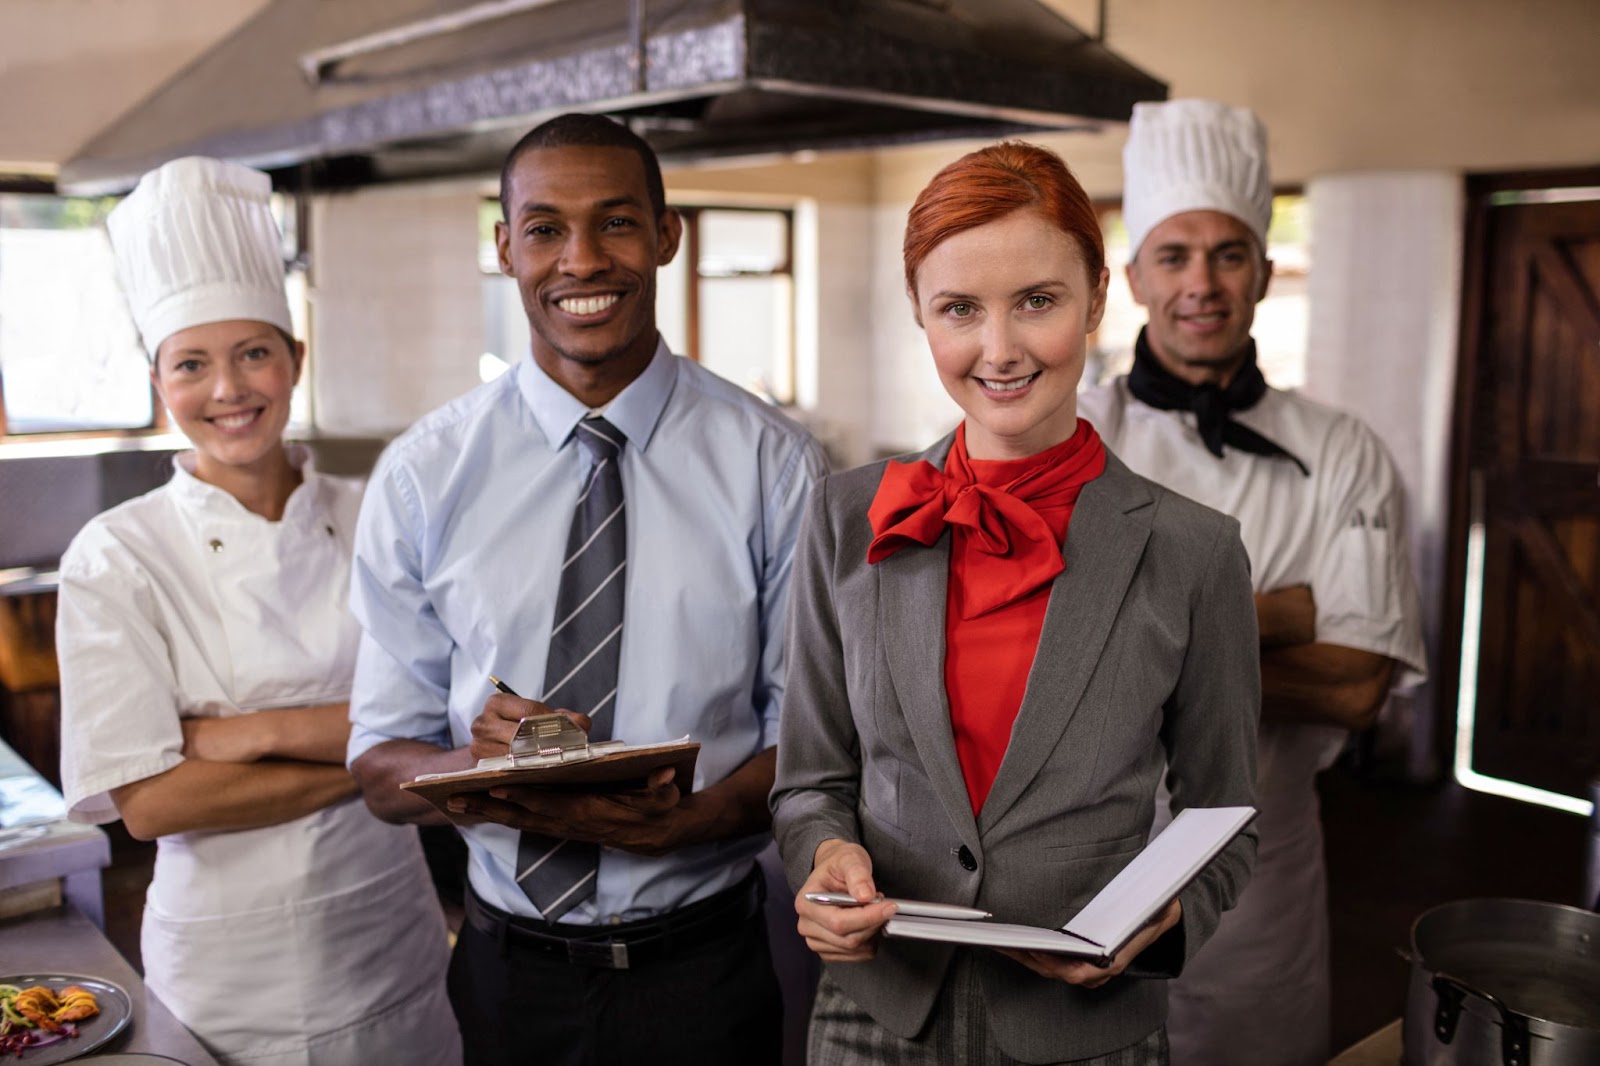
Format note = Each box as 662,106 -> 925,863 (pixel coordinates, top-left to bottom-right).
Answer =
1451,185 -> 1600,801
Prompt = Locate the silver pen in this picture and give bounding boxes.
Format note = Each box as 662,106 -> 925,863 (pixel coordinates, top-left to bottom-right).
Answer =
804,892 -> 992,920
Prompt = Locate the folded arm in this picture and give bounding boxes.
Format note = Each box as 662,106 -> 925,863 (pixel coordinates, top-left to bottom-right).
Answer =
180,702 -> 352,764
1255,585 -> 1316,648
1260,643 -> 1397,730
112,759 -> 358,840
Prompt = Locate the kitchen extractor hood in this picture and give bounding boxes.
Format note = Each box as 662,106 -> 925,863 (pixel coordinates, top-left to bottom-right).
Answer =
56,0 -> 1166,195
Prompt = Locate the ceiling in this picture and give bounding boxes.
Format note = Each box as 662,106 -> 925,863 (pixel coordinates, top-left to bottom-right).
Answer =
0,0 -> 270,176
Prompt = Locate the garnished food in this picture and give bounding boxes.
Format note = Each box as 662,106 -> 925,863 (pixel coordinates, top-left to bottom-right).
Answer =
50,987 -> 98,1024
0,982 -> 99,1055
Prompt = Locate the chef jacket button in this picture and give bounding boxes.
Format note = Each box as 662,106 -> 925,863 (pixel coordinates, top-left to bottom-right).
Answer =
208,539 -> 224,552
957,845 -> 977,871
325,524 -> 335,536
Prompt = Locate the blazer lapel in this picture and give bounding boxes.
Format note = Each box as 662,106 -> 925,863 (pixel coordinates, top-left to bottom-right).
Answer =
978,452 -> 1154,832
876,432 -> 981,845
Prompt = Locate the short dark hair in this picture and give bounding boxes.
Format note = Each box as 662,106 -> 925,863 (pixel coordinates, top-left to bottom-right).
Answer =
498,113 -> 666,221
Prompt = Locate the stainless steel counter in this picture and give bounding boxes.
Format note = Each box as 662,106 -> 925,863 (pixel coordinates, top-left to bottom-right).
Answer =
1,904 -> 220,1064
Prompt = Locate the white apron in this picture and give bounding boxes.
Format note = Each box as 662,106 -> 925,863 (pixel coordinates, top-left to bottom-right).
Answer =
1079,383 -> 1427,1066
58,452 -> 461,1066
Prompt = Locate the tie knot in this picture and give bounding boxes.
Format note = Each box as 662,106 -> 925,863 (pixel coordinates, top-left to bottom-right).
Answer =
575,417 -> 624,464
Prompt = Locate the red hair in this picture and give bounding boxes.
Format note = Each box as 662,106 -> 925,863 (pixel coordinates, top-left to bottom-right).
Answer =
903,141 -> 1104,295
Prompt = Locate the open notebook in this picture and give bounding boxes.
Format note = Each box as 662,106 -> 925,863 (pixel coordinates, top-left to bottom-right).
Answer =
883,806 -> 1256,966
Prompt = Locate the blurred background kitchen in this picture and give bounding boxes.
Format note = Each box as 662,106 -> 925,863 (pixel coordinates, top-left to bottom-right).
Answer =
0,1 -> 1596,1061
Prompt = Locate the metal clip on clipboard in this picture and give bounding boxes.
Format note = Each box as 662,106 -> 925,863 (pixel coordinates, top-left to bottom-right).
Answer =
508,714 -> 626,766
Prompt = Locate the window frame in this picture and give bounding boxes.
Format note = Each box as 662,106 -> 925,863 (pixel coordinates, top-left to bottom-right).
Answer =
675,203 -> 797,403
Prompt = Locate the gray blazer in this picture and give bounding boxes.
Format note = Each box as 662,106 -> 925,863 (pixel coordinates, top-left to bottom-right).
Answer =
771,434 -> 1260,1063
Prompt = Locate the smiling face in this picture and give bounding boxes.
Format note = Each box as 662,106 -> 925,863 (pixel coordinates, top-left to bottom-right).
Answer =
495,144 -> 683,407
912,208 -> 1108,461
1125,209 -> 1272,386
152,319 -> 302,485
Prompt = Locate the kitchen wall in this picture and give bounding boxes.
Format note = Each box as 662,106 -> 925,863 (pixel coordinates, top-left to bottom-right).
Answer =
309,179 -> 485,436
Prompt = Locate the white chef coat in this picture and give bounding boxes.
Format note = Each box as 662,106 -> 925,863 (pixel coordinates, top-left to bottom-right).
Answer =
1078,379 -> 1427,1066
57,448 -> 461,1066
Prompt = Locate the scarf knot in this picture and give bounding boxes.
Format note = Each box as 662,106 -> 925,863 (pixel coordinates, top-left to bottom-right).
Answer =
1127,327 -> 1309,476
866,422 -> 1105,618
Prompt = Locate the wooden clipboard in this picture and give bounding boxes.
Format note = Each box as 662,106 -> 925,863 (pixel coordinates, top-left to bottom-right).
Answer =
400,739 -> 700,812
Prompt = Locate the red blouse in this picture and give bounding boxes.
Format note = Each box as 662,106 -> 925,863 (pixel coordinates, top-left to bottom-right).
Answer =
867,420 -> 1106,813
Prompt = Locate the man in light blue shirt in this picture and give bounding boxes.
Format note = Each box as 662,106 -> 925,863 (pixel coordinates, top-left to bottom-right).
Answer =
348,113 -> 826,1065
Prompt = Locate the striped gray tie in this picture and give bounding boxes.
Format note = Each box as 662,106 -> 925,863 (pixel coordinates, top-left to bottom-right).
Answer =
516,416 -> 626,920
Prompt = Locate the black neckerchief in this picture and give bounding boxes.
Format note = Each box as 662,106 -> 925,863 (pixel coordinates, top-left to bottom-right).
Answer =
1126,327 -> 1310,477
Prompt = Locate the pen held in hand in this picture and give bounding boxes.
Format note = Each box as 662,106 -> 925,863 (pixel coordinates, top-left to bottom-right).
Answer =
805,893 -> 992,920
489,675 -> 520,697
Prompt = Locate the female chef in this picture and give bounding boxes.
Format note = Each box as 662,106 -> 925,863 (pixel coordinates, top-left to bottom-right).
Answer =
770,142 -> 1261,1064
56,157 -> 461,1066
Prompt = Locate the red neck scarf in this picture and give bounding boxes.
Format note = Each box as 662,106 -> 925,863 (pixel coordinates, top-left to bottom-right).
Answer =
867,420 -> 1107,618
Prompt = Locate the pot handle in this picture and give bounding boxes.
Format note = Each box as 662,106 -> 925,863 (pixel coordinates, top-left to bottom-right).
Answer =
1397,950 -> 1531,1066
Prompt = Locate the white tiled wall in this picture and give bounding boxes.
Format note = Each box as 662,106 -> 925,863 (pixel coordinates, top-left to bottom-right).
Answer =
309,180 -> 486,437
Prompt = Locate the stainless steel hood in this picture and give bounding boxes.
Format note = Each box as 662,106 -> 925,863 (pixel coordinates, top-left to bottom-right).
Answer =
57,0 -> 1166,195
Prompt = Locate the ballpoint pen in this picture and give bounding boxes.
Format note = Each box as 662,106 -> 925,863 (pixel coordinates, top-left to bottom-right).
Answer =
489,676 -> 520,697
804,893 -> 992,920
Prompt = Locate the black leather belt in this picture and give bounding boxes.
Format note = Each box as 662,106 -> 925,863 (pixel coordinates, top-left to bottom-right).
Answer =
463,866 -> 765,970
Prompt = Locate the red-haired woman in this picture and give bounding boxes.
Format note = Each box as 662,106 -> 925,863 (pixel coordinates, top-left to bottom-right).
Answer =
771,142 -> 1261,1065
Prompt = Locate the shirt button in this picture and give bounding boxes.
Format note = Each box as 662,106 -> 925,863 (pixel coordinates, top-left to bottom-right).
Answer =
608,915 -> 623,926
957,845 -> 977,871
208,539 -> 224,553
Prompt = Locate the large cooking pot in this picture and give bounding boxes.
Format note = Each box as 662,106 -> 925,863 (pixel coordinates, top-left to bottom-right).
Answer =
1403,898 -> 1600,1066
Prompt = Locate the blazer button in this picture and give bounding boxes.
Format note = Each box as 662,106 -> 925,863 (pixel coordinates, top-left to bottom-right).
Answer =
957,845 -> 977,871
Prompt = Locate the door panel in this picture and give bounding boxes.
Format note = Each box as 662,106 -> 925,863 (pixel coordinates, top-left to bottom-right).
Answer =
1466,197 -> 1600,800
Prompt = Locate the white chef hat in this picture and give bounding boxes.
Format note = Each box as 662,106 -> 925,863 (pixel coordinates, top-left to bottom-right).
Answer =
1121,99 -> 1272,258
107,156 -> 293,360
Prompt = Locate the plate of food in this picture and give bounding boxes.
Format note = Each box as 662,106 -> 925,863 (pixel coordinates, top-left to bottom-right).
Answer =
0,976 -> 132,1063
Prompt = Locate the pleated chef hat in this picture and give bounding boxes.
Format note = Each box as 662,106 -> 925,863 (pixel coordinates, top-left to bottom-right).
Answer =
1121,99 -> 1272,259
107,156 -> 292,359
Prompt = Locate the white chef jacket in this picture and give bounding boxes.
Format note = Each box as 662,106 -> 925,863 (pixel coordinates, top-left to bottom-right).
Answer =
1078,379 -> 1426,1066
57,449 -> 460,1066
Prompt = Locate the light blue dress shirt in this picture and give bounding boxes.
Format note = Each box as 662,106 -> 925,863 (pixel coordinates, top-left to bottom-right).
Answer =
348,341 -> 827,923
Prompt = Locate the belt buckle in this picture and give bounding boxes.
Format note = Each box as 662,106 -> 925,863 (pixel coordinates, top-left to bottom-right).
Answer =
567,938 -> 630,970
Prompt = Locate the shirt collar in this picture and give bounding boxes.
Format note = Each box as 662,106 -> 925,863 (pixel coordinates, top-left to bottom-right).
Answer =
516,337 -> 676,454
169,443 -> 323,523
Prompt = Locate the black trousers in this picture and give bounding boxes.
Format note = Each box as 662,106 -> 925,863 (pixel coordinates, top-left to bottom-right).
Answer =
448,883 -> 783,1066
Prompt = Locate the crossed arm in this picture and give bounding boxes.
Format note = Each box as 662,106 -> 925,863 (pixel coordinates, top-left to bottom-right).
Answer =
1253,586 -> 1398,731
113,702 -> 358,841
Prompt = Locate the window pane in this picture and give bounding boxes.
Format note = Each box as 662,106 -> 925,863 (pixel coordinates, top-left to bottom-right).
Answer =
699,275 -> 793,403
482,273 -> 527,370
0,196 -> 151,433
698,210 -> 788,276
655,237 -> 689,356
